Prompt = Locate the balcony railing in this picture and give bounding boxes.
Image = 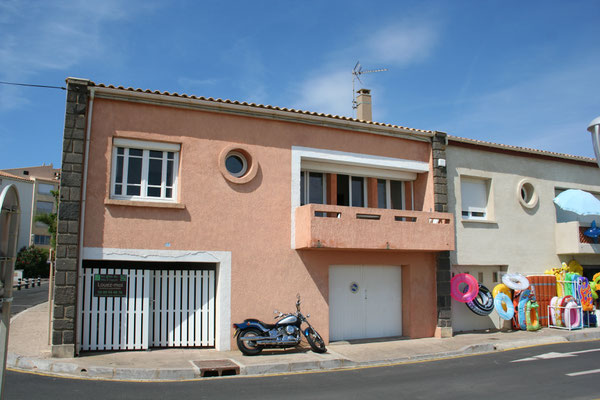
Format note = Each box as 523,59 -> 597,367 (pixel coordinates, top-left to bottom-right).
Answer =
295,204 -> 455,251
555,221 -> 600,255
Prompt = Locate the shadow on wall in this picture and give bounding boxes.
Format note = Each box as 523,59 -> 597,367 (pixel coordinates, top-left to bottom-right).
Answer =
225,165 -> 263,194
105,205 -> 192,222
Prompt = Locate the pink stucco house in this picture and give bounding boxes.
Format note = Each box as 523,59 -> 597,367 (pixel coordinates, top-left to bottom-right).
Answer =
51,78 -> 454,357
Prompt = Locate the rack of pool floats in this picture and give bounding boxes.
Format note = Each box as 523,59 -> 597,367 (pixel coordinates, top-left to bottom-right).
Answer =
450,261 -> 599,331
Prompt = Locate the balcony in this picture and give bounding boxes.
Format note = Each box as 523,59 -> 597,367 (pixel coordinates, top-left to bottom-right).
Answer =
295,204 -> 455,251
555,221 -> 600,255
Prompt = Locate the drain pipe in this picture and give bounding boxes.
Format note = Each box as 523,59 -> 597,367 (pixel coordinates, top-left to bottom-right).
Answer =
74,87 -> 94,355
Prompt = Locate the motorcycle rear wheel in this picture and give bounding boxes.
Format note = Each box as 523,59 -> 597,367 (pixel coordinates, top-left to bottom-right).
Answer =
306,328 -> 327,353
237,328 -> 263,356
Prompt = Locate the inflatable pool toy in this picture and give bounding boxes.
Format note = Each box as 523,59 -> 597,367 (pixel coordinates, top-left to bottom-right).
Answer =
550,296 -> 563,327
451,273 -> 479,303
526,300 -> 541,331
494,293 -> 514,320
527,274 -> 556,327
563,298 -> 581,329
492,283 -> 511,299
502,273 -> 530,291
465,283 -> 494,316
517,289 -> 532,330
578,276 -> 594,311
567,260 -> 583,275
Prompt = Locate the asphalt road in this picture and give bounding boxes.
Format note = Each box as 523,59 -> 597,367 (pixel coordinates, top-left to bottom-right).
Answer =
5,340 -> 600,400
10,281 -> 49,316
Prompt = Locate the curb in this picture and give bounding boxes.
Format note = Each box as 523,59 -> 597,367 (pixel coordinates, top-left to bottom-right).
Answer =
7,331 -> 600,381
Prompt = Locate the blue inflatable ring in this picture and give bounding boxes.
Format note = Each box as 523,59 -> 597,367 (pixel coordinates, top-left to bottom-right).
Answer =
494,292 -> 514,320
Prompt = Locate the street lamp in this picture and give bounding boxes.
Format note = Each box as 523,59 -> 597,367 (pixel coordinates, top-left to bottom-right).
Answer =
588,116 -> 600,168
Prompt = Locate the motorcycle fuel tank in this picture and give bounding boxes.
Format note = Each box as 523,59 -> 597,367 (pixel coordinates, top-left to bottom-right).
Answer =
277,315 -> 298,325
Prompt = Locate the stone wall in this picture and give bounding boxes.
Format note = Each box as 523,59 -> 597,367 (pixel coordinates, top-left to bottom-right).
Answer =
432,131 -> 452,338
52,78 -> 89,357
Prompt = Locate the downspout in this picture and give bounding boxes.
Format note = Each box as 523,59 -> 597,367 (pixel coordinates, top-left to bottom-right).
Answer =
75,87 -> 94,354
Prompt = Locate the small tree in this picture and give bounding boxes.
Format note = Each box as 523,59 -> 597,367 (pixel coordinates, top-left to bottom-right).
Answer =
33,189 -> 58,259
15,246 -> 49,278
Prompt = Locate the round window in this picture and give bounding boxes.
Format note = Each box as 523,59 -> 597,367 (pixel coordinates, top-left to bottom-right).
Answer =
225,152 -> 248,178
517,179 -> 538,209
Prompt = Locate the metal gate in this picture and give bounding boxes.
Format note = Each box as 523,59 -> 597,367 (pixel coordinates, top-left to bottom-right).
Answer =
80,266 -> 215,351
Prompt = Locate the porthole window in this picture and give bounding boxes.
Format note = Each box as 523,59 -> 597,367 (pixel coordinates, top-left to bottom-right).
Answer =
218,145 -> 259,184
517,179 -> 538,209
225,151 -> 248,178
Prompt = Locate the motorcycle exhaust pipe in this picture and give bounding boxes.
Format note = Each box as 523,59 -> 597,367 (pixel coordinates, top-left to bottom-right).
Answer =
239,336 -> 298,346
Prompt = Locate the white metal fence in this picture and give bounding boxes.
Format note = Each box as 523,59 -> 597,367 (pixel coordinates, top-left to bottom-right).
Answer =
80,266 -> 215,351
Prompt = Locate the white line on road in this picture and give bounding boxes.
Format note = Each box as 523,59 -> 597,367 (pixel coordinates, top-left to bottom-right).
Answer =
566,369 -> 600,377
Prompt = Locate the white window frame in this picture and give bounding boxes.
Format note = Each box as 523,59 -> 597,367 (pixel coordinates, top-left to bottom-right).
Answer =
300,170 -> 327,205
110,138 -> 180,202
336,174 -> 368,207
461,177 -> 489,221
377,179 -> 405,210
38,183 -> 55,195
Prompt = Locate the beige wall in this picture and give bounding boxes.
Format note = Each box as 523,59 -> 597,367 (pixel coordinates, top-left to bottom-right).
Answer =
82,98 -> 439,345
447,144 -> 600,274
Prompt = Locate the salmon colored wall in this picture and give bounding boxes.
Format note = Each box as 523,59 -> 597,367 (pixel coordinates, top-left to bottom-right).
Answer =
83,98 -> 436,345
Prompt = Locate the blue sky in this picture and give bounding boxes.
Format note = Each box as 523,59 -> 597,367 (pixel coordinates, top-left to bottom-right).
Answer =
1,0 -> 599,169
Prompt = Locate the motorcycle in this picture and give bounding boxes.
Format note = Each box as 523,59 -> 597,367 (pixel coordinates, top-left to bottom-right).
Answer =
233,294 -> 327,356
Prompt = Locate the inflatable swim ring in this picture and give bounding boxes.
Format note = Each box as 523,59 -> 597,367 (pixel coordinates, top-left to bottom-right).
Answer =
465,283 -> 494,316
494,293 -> 514,320
502,273 -> 530,291
526,300 -> 541,331
568,260 -> 583,275
492,284 -> 511,299
450,273 -> 479,303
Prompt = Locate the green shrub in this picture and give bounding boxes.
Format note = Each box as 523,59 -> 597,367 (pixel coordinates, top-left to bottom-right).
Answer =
15,246 -> 49,278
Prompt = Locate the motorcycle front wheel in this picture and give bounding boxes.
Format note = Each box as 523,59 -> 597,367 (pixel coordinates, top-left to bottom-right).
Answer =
306,328 -> 327,353
237,328 -> 263,356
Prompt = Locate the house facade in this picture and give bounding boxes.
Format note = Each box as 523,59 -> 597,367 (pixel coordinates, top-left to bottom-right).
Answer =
446,137 -> 600,332
1,165 -> 60,250
51,78 -> 455,357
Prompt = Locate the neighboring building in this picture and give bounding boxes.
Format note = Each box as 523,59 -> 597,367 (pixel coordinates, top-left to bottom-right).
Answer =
446,137 -> 600,332
0,171 -> 33,251
1,165 -> 60,251
51,78 -> 455,357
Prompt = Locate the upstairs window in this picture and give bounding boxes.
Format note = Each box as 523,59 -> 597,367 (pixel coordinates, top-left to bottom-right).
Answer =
111,138 -> 180,202
337,174 -> 366,207
461,177 -> 489,220
300,171 -> 326,206
377,179 -> 404,210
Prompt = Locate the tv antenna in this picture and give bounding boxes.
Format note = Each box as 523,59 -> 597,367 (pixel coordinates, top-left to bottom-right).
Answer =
352,61 -> 387,113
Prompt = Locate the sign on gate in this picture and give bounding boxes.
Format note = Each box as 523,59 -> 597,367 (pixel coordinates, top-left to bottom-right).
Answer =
93,274 -> 127,297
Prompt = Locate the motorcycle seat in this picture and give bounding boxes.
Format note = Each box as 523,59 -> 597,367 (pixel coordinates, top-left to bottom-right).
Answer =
245,318 -> 277,329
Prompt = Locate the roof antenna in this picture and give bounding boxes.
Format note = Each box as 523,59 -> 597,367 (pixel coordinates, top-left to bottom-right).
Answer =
352,61 -> 387,116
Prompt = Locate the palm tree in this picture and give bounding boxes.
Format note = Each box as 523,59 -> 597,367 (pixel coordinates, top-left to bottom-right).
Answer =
33,189 -> 58,258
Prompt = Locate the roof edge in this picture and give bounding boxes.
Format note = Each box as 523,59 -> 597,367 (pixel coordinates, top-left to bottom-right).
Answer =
86,82 -> 434,143
448,135 -> 597,165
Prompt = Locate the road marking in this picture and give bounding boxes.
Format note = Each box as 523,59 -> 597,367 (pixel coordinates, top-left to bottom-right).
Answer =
512,348 -> 600,363
566,369 -> 600,377
512,352 -> 576,362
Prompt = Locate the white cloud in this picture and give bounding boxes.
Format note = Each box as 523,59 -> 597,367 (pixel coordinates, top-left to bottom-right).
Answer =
292,70 -> 352,116
367,24 -> 437,66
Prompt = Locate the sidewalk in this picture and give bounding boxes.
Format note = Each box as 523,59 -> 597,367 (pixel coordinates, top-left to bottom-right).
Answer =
8,302 -> 600,381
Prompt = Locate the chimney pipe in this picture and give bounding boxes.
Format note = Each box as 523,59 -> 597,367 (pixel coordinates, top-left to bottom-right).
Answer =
356,88 -> 372,121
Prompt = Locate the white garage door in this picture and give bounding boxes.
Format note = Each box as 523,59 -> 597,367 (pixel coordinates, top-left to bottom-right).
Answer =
329,265 -> 402,341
